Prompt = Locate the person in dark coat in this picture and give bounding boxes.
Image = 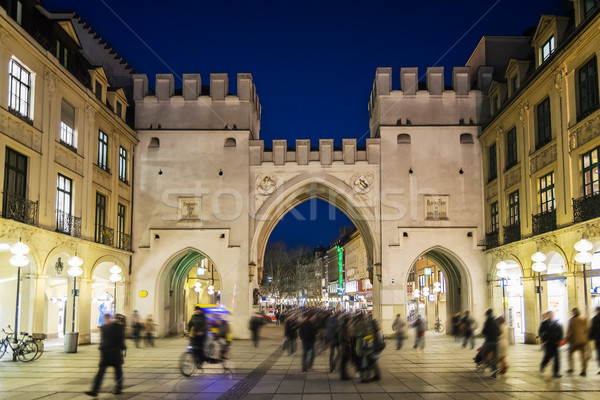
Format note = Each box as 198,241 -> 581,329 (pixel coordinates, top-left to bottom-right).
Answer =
539,310 -> 563,378
451,312 -> 461,342
326,313 -> 339,372
284,313 -> 298,356
249,312 -> 264,347
590,306 -> 600,374
461,311 -> 475,349
411,316 -> 425,349
187,306 -> 207,363
85,313 -> 126,397
338,315 -> 353,380
299,314 -> 317,372
481,309 -> 500,378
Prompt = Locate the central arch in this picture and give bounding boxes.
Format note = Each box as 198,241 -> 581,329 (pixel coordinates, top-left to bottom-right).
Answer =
250,175 -> 380,286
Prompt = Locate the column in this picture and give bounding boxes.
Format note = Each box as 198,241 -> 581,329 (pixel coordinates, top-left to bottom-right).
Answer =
522,277 -> 539,344
78,278 -> 93,344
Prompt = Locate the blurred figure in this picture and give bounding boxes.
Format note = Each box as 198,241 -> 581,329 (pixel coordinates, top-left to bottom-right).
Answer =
144,315 -> 155,347
187,306 -> 207,363
85,313 -> 126,397
392,314 -> 406,350
481,309 -> 499,378
495,316 -> 509,374
461,311 -> 475,349
411,315 -> 425,349
284,312 -> 298,356
590,306 -> 600,374
452,312 -> 461,342
338,314 -> 352,380
539,310 -> 563,378
566,307 -> 589,376
299,313 -> 317,371
249,312 -> 264,347
361,316 -> 382,382
326,312 -> 339,371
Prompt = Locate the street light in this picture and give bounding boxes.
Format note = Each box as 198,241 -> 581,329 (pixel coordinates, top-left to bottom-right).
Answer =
9,240 -> 30,361
67,255 -> 83,333
531,252 -> 547,316
109,265 -> 123,314
574,238 -> 593,315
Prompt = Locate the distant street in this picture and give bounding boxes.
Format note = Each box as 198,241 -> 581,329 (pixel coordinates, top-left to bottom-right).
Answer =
1,324 -> 599,399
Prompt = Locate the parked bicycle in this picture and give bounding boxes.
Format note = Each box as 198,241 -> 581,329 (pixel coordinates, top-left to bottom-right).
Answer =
433,319 -> 445,333
179,332 -> 231,377
0,327 -> 39,362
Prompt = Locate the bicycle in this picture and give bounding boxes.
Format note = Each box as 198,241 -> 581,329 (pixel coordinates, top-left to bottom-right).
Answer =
0,327 -> 39,362
433,319 -> 445,333
179,332 -> 231,377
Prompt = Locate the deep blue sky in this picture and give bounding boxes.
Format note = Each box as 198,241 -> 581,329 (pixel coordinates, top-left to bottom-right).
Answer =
43,0 -> 569,250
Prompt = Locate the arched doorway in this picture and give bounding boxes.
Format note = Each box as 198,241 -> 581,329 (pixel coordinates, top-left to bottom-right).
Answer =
405,248 -> 469,332
160,250 -> 222,335
494,260 -> 525,343
544,252 -> 568,326
90,260 -> 127,336
43,253 -> 70,339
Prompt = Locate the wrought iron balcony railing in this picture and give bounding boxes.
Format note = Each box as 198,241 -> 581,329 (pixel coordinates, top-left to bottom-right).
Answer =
486,231 -> 499,250
532,209 -> 557,236
95,225 -> 114,247
503,222 -> 521,245
117,232 -> 132,252
573,192 -> 600,223
2,193 -> 38,226
56,210 -> 81,238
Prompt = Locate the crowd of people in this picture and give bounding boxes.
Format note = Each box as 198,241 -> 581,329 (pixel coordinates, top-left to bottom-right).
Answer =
130,310 -> 156,348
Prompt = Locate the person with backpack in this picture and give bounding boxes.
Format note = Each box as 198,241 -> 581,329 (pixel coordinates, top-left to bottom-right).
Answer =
361,316 -> 383,382
539,310 -> 563,378
392,314 -> 406,350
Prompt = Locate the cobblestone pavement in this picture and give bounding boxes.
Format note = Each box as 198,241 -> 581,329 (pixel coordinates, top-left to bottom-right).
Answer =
1,325 -> 600,400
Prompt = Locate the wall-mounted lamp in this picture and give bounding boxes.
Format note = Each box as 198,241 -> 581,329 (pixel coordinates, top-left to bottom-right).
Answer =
459,168 -> 464,174
55,257 -> 64,275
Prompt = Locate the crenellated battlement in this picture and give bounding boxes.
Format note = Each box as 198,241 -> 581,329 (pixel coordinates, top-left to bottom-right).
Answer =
133,73 -> 261,138
368,67 -> 484,136
249,138 -> 380,166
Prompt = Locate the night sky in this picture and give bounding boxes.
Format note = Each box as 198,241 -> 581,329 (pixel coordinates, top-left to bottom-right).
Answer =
43,0 -> 569,250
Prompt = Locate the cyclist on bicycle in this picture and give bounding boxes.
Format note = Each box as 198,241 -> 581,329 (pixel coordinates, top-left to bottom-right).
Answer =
187,306 -> 207,363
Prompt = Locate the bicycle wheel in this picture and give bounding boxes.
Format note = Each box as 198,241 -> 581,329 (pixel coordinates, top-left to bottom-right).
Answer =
437,324 -> 445,333
0,340 -> 7,359
17,341 -> 38,362
179,351 -> 196,377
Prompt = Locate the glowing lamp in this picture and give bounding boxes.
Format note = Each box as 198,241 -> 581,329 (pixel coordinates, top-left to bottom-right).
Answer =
574,239 -> 593,253
531,252 -> 547,263
532,262 -> 547,273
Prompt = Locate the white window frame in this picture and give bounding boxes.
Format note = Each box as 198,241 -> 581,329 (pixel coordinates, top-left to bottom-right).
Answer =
541,36 -> 555,62
8,57 -> 35,120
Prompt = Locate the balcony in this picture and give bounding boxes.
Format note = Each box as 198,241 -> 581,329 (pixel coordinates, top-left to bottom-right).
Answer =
485,231 -> 499,250
532,209 -> 557,236
2,193 -> 38,226
116,232 -> 132,252
503,223 -> 521,245
573,193 -> 600,223
95,225 -> 114,247
56,210 -> 81,238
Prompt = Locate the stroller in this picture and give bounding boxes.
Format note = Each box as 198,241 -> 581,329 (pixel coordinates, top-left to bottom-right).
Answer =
474,345 -> 494,372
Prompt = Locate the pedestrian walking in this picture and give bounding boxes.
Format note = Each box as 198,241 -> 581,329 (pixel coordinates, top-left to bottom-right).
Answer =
495,316 -> 509,374
360,316 -> 383,382
481,309 -> 499,378
187,306 -> 207,363
299,313 -> 317,371
326,312 -> 339,372
539,310 -> 563,378
249,312 -> 264,348
461,311 -> 475,349
338,314 -> 353,380
284,313 -> 298,356
144,315 -> 155,347
132,314 -> 143,348
452,312 -> 461,342
411,315 -> 425,349
85,313 -> 126,397
566,307 -> 589,376
392,314 -> 406,350
590,306 -> 600,374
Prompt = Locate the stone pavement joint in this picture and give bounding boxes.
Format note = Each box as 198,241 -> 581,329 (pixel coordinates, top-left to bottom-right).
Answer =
218,346 -> 284,400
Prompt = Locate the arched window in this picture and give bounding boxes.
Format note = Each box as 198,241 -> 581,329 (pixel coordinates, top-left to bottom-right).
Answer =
149,137 -> 160,148
460,133 -> 474,144
224,138 -> 236,147
397,134 -> 411,144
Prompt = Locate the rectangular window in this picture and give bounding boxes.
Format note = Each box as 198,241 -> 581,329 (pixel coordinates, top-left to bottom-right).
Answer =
578,56 -> 599,120
116,101 -> 122,117
536,97 -> 552,149
118,147 -> 127,183
56,174 -> 72,233
488,143 -> 497,181
97,130 -> 108,171
95,193 -> 106,243
542,36 -> 555,62
55,40 -> 68,68
3,148 -> 27,215
585,0 -> 600,16
419,274 -> 425,288
95,81 -> 102,101
491,96 -> 498,114
117,203 -> 126,248
583,146 -> 600,196
539,172 -> 556,213
7,0 -> 23,25
490,202 -> 499,232
509,191 -> 520,225
60,100 -> 75,149
9,59 -> 31,119
511,76 -> 518,95
438,271 -> 446,293
506,127 -> 518,169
